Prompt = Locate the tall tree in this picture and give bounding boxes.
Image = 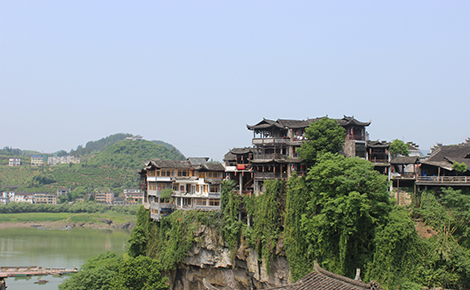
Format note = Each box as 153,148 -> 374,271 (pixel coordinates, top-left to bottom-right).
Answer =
389,139 -> 410,157
301,153 -> 392,276
297,117 -> 346,166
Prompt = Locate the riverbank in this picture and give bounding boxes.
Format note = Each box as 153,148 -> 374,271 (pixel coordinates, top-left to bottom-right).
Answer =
0,211 -> 136,230
0,220 -> 135,230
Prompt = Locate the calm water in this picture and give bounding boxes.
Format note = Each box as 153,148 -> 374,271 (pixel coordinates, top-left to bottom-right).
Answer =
0,227 -> 131,290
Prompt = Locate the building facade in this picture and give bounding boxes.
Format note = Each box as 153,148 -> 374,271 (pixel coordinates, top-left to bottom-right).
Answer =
124,189 -> 144,203
94,192 -> 115,204
244,116 -> 370,195
31,156 -> 43,166
47,156 -> 80,165
33,193 -> 57,204
8,158 -> 21,166
139,158 -> 224,221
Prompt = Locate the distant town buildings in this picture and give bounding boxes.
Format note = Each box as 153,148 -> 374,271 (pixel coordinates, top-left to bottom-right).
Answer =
34,193 -> 57,204
57,188 -> 71,196
124,189 -> 143,203
125,135 -> 143,141
8,158 -> 21,166
47,156 -> 80,165
31,156 -> 44,166
94,191 -> 115,204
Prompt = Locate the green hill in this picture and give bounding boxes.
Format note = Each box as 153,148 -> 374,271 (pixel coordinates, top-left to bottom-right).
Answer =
86,139 -> 185,169
0,139 -> 186,198
69,133 -> 133,156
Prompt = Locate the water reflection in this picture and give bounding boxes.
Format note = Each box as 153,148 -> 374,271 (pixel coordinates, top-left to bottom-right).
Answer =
0,227 -> 130,290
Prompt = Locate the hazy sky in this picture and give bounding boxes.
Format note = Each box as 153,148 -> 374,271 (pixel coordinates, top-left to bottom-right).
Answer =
1,1 -> 469,161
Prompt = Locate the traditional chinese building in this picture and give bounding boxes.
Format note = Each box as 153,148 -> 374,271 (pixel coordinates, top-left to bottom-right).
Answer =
245,116 -> 370,195
139,158 -> 224,221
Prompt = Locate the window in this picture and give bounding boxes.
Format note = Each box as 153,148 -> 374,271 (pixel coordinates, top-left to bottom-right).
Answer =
196,199 -> 207,206
178,169 -> 189,177
209,199 -> 220,206
210,185 -> 220,193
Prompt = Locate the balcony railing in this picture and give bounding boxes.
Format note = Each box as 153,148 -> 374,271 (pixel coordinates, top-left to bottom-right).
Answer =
416,176 -> 470,183
254,172 -> 282,179
252,137 -> 289,145
391,172 -> 416,179
369,158 -> 389,163
253,153 -> 288,160
345,134 -> 365,141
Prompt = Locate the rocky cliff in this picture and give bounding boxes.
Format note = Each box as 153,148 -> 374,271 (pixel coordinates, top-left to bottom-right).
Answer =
168,225 -> 291,290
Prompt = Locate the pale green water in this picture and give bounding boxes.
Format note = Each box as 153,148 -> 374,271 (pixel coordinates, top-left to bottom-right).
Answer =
0,227 -> 131,290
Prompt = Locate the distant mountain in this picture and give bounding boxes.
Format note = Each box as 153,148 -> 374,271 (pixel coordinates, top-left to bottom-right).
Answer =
86,139 -> 186,170
69,133 -> 133,156
0,138 -> 186,194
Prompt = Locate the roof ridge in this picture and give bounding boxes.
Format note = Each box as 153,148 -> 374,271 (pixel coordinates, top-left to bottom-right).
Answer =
314,261 -> 370,288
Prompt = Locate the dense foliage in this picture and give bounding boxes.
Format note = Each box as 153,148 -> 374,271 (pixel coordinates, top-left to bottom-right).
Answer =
389,139 -> 410,157
60,158 -> 470,290
0,139 -> 185,194
297,117 -> 346,166
58,252 -> 169,290
0,201 -> 140,215
69,133 -> 133,156
87,140 -> 185,169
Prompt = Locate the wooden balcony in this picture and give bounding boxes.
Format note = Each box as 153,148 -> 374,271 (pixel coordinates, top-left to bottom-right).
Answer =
253,153 -> 288,160
416,176 -> 470,186
252,137 -> 289,145
254,172 -> 283,180
369,158 -> 389,164
391,172 -> 416,180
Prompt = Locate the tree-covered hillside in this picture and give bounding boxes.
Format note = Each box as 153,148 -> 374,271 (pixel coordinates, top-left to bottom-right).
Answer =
69,133 -> 133,156
0,139 -> 186,197
85,140 -> 185,169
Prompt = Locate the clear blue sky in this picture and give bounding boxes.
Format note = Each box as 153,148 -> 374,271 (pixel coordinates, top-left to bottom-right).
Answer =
1,1 -> 469,161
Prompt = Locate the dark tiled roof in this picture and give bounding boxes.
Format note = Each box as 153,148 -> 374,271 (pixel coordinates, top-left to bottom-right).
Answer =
195,163 -> 225,171
224,147 -> 253,162
266,262 -> 383,290
336,116 -> 371,127
142,159 -> 192,170
247,116 -> 370,131
188,157 -> 209,165
390,156 -> 419,165
278,119 -> 311,129
247,118 -> 285,130
422,143 -> 470,171
223,151 -> 236,162
367,140 -> 390,148
230,147 -> 253,154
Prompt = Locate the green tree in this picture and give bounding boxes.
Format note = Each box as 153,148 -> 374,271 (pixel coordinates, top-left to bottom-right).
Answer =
389,139 -> 410,157
284,172 -> 313,281
59,252 -> 120,290
452,161 -> 468,174
301,153 -> 392,276
111,255 -> 169,290
127,206 -> 151,257
297,117 -> 346,166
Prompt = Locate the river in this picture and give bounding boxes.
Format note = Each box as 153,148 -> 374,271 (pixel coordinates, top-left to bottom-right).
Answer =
0,227 -> 131,290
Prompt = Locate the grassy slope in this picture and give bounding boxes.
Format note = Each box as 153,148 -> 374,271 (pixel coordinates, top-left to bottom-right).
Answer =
0,211 -> 137,224
0,140 -> 186,193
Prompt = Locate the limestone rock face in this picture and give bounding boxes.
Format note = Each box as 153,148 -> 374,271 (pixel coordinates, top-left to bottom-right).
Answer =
170,225 -> 291,290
